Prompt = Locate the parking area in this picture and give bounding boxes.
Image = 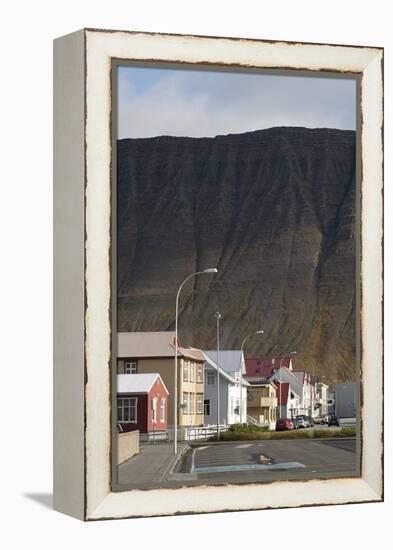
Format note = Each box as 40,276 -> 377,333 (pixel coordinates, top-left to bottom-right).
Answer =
174,438 -> 358,484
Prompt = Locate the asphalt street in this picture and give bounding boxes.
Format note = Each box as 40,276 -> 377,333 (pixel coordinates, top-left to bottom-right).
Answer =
174,438 -> 358,484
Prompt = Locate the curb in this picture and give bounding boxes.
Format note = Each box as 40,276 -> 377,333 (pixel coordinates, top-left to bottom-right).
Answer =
159,444 -> 190,481
187,437 -> 356,446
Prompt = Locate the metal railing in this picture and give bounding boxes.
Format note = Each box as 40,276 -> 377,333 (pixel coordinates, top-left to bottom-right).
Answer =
186,424 -> 228,441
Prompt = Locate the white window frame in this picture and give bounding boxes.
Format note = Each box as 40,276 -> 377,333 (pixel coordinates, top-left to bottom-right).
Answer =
197,363 -> 203,383
183,360 -> 189,382
190,393 -> 195,414
190,362 -> 195,383
160,397 -> 165,423
124,360 -> 137,374
117,397 -> 138,423
183,392 -> 189,414
206,372 -> 216,385
151,397 -> 157,423
197,394 -> 203,414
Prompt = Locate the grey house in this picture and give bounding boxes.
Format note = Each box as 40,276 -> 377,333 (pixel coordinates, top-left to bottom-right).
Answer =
203,350 -> 249,426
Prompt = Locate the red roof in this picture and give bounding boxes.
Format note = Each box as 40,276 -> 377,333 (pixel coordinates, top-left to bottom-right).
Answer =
245,357 -> 291,379
272,380 -> 290,404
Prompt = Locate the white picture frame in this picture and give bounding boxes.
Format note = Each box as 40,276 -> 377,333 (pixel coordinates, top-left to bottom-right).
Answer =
53,28 -> 383,521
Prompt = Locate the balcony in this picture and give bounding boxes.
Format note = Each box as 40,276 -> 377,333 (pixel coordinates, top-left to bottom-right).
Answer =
248,396 -> 277,408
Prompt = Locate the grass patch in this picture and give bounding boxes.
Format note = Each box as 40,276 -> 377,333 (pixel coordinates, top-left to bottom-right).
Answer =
212,427 -> 356,441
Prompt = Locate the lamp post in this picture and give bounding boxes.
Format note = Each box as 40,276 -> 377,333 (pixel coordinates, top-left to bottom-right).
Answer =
174,268 -> 218,454
240,330 -> 264,424
215,312 -> 222,439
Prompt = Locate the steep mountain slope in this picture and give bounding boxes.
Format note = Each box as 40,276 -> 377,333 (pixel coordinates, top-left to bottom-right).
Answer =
117,127 -> 356,383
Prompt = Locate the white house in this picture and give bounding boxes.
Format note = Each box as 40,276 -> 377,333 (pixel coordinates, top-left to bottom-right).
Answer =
315,381 -> 329,417
203,350 -> 249,426
270,367 -> 315,417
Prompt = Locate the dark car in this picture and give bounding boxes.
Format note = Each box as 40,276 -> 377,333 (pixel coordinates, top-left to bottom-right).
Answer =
276,418 -> 294,431
328,415 -> 340,427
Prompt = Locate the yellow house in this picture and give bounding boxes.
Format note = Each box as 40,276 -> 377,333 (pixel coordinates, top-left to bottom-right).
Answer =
247,383 -> 278,427
117,331 -> 205,428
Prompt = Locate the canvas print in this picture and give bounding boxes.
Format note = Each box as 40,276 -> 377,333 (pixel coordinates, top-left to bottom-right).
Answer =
113,64 -> 359,490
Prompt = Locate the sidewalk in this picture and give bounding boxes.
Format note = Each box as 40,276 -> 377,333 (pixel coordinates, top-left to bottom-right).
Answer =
118,442 -> 188,485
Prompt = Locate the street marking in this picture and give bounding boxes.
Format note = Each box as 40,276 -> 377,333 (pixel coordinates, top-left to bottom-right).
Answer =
193,462 -> 306,474
196,446 -> 209,452
236,444 -> 253,449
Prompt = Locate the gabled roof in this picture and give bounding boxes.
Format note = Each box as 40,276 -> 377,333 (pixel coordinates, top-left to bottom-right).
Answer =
203,352 -> 250,386
204,350 -> 245,374
117,373 -> 169,395
292,371 -> 306,383
118,331 -> 205,361
245,357 -> 292,378
269,366 -> 304,388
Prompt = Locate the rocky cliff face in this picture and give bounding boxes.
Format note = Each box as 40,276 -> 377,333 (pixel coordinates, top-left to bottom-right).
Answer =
117,127 -> 356,383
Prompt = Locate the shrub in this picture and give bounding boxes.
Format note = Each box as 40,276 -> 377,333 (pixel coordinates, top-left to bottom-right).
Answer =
211,427 -> 356,442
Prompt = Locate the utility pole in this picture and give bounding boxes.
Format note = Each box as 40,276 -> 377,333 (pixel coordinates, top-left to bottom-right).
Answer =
215,312 -> 222,439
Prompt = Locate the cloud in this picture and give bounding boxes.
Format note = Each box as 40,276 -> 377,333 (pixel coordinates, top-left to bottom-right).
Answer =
118,67 -> 356,139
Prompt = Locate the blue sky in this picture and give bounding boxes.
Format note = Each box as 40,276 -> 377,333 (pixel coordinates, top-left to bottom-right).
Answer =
117,65 -> 356,139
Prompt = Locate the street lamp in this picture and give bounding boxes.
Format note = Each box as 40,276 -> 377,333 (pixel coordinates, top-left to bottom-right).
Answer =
215,312 -> 222,439
239,330 -> 264,424
174,268 -> 218,454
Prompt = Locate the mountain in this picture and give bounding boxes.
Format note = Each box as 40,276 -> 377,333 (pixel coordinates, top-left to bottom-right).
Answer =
117,127 -> 356,384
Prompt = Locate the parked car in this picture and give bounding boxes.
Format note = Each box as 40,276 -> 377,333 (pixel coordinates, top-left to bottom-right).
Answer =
293,416 -> 306,429
328,415 -> 340,427
276,418 -> 294,431
295,415 -> 314,428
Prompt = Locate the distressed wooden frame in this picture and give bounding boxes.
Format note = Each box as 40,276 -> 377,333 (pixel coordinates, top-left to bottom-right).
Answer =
53,28 -> 383,521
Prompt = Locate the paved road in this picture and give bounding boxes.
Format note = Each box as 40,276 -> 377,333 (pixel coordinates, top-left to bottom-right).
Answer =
174,438 -> 358,483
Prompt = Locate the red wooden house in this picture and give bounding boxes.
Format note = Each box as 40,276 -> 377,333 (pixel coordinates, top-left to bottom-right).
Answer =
117,373 -> 169,434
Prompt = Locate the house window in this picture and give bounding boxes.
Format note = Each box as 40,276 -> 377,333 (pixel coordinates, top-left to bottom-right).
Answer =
183,360 -> 189,382
206,372 -> 216,385
160,398 -> 166,423
190,393 -> 195,414
204,399 -> 210,416
183,392 -> 189,414
151,397 -> 157,423
117,397 -> 137,423
197,364 -> 203,383
124,360 -> 137,374
190,362 -> 195,383
197,394 -> 203,414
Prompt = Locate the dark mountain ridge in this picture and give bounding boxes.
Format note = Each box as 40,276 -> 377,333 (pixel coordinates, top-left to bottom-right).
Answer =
117,127 -> 356,384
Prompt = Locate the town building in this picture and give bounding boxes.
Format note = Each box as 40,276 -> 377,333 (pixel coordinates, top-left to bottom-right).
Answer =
335,382 -> 356,418
202,350 -> 249,427
117,331 -> 205,429
272,380 -> 301,419
245,357 -> 317,418
203,350 -> 248,424
315,381 -> 329,417
246,383 -> 277,428
117,373 -> 169,437
244,356 -> 295,383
